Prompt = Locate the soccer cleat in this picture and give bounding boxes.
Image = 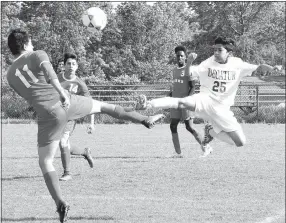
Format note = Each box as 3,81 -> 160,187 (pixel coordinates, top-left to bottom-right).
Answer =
203,123 -> 214,144
82,147 -> 94,168
142,114 -> 165,129
135,94 -> 148,110
57,202 -> 70,223
200,144 -> 213,158
59,173 -> 72,181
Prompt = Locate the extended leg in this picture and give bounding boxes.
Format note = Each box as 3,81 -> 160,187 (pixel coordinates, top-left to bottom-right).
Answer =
91,101 -> 164,129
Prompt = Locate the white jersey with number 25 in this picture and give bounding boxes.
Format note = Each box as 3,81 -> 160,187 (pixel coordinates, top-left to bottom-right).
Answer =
189,55 -> 258,106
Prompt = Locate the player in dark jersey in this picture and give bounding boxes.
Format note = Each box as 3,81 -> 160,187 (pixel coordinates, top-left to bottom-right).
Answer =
57,55 -> 95,181
168,46 -> 205,157
6,29 -> 164,223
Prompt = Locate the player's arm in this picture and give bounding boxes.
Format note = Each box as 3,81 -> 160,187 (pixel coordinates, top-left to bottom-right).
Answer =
188,80 -> 196,96
240,60 -> 281,79
37,51 -> 70,108
185,53 -> 198,79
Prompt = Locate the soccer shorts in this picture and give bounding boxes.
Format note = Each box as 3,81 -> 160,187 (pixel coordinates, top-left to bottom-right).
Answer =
170,108 -> 194,120
37,94 -> 93,147
189,93 -> 241,133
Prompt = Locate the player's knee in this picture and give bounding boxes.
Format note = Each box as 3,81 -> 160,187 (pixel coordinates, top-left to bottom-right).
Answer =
170,123 -> 178,133
38,157 -> 53,172
185,122 -> 195,133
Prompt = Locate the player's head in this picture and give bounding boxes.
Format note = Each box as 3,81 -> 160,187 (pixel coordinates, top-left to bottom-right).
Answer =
64,52 -> 78,76
213,36 -> 235,63
8,29 -> 34,55
175,45 -> 187,67
57,59 -> 65,74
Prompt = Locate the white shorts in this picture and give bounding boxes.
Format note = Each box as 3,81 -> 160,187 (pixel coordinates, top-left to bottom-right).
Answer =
188,93 -> 241,133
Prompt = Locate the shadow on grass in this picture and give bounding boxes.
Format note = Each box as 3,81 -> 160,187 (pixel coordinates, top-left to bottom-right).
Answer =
1,175 -> 42,181
2,173 -> 81,181
1,216 -> 115,221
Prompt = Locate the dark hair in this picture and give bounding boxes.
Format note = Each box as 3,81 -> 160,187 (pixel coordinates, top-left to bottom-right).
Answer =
214,36 -> 235,52
175,45 -> 187,55
8,29 -> 30,55
64,52 -> 77,64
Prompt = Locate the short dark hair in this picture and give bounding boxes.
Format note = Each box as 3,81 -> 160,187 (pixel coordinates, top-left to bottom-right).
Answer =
8,29 -> 30,55
64,52 -> 77,64
214,36 -> 235,52
175,45 -> 187,55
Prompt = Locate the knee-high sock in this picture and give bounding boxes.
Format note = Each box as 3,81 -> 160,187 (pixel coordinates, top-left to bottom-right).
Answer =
104,105 -> 146,123
70,146 -> 86,156
149,97 -> 179,109
60,145 -> 71,174
210,130 -> 235,145
43,171 -> 64,206
172,133 -> 181,154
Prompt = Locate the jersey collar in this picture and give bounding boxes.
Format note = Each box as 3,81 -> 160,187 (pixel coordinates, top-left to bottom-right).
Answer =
13,51 -> 30,62
62,73 -> 77,81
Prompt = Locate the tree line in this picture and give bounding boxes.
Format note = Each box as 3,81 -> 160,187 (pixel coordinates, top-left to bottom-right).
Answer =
1,1 -> 285,87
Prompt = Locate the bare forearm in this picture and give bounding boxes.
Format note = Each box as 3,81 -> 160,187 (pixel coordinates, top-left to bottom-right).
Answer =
50,78 -> 66,96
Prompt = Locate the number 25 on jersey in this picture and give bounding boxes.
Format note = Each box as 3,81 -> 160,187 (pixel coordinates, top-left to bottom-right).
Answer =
15,65 -> 38,88
212,81 -> 226,93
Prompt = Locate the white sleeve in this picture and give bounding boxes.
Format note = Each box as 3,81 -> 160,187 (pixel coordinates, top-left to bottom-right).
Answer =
240,61 -> 259,77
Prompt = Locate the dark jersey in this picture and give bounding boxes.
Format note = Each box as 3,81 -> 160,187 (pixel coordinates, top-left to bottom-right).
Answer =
6,50 -> 60,111
58,73 -> 90,97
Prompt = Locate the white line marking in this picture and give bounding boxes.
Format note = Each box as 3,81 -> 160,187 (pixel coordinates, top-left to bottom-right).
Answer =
257,209 -> 285,223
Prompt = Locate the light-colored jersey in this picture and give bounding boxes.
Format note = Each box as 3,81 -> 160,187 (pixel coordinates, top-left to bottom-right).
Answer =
189,56 -> 258,106
6,50 -> 60,110
172,66 -> 192,97
58,73 -> 90,97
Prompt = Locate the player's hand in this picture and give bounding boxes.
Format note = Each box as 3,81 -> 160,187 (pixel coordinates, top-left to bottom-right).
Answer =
60,91 -> 70,110
187,53 -> 197,64
87,124 -> 95,134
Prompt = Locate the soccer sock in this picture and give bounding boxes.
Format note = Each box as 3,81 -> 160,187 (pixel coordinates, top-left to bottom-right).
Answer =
70,146 -> 86,156
210,130 -> 235,145
190,130 -> 202,145
104,105 -> 146,123
149,97 -> 179,109
172,133 -> 181,154
43,171 -> 64,206
60,145 -> 71,174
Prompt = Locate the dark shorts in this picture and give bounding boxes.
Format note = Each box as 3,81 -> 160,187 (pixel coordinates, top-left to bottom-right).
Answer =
37,94 -> 93,147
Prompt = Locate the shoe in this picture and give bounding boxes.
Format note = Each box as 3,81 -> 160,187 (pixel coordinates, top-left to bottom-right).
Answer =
82,147 -> 94,168
200,144 -> 213,158
142,114 -> 165,129
135,94 -> 148,110
59,173 -> 72,181
57,202 -> 70,223
203,124 -> 214,144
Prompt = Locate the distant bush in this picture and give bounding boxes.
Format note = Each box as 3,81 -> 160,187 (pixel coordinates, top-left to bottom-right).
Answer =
242,105 -> 285,124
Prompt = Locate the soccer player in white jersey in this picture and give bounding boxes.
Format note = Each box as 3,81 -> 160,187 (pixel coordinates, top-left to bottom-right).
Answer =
168,45 -> 205,157
136,36 -> 280,157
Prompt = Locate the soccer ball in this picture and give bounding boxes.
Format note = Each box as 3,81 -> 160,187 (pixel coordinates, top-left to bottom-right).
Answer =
82,7 -> 107,31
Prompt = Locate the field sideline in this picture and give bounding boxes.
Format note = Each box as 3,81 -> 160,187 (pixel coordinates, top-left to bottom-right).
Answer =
1,124 -> 285,223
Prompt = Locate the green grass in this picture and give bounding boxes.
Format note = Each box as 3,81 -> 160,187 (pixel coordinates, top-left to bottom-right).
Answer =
1,124 -> 285,223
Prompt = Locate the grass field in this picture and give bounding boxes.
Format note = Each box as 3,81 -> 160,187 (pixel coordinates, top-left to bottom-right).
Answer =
1,124 -> 285,223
